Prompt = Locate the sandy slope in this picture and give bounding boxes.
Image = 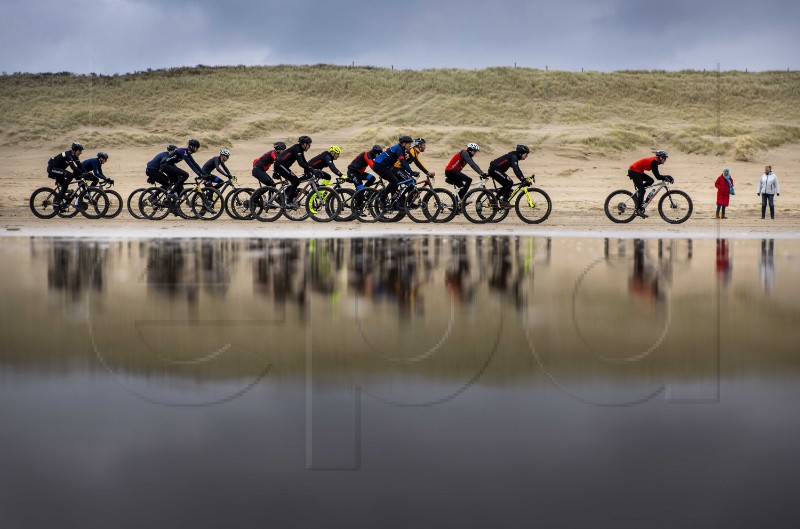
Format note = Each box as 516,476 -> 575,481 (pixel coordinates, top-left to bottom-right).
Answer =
2,141 -> 797,239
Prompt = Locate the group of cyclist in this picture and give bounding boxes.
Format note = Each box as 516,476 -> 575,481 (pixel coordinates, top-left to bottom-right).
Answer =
45,136 -> 672,218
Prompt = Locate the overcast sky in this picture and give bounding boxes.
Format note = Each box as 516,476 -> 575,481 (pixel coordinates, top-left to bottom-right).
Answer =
4,0 -> 799,74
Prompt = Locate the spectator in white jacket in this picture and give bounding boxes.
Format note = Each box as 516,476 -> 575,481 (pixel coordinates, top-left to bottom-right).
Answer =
757,165 -> 780,219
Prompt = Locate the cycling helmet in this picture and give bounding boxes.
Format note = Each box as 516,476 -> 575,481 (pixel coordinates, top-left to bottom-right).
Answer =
655,149 -> 669,159
298,135 -> 312,144
167,144 -> 178,152
220,149 -> 231,157
516,144 -> 530,154
371,144 -> 383,154
329,145 -> 342,155
274,141 -> 287,150
399,135 -> 413,143
414,138 -> 426,146
71,142 -> 84,152
188,139 -> 200,149
467,142 -> 480,152
97,151 -> 109,160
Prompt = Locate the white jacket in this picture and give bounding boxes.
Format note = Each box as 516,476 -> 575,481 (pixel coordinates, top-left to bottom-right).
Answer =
757,173 -> 780,195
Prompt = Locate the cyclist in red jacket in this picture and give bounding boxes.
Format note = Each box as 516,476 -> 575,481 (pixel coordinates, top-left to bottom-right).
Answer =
445,143 -> 486,201
628,150 -> 671,218
252,141 -> 286,187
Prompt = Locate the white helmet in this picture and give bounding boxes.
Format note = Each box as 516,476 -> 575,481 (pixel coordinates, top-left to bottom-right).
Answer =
467,143 -> 480,151
220,149 -> 231,157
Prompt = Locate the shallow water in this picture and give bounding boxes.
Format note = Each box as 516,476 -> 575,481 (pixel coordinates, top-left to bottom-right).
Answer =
1,235 -> 799,527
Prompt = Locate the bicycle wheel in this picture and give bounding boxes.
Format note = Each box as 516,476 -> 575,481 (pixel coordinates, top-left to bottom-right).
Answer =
431,187 -> 458,223
251,187 -> 284,222
406,188 -> 438,223
306,186 -> 342,222
283,187 -> 310,221
103,189 -> 123,218
334,188 -> 355,222
78,187 -> 109,219
56,189 -> 81,218
139,187 -> 171,220
227,188 -> 254,220
191,188 -> 225,220
127,188 -> 148,219
514,187 -> 552,224
375,192 -> 406,222
604,190 -> 637,223
462,188 -> 496,224
658,190 -> 693,224
353,188 -> 379,223
174,189 -> 199,219
29,187 -> 59,219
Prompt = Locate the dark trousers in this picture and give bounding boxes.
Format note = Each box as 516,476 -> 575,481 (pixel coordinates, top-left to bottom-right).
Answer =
445,170 -> 472,200
348,168 -> 374,190
488,168 -> 513,201
275,165 -> 301,201
252,166 -> 275,187
374,164 -> 399,198
160,165 -> 189,194
49,168 -> 73,203
628,170 -> 654,210
761,194 -> 775,218
146,167 -> 171,188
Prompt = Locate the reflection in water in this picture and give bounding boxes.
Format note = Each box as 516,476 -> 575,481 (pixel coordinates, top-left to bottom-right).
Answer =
716,238 -> 732,288
760,239 -> 775,294
2,235 -> 800,527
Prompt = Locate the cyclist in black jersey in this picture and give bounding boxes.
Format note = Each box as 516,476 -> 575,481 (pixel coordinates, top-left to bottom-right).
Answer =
252,141 -> 286,187
47,142 -> 86,206
160,139 -> 205,195
202,149 -> 234,189
273,135 -> 316,203
308,146 -> 345,179
488,144 -> 530,208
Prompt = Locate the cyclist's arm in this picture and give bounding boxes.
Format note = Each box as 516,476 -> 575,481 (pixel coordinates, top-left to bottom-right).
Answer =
410,153 -> 431,176
183,152 -> 206,177
650,159 -> 663,180
218,160 -> 234,179
510,156 -> 525,180
462,151 -> 484,175
324,156 -> 344,177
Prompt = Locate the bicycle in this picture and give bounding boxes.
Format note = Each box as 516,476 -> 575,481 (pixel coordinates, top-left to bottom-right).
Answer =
139,178 -> 223,221
369,170 -> 440,223
96,180 -> 123,218
30,176 -> 110,219
462,174 -> 552,224
250,171 -> 342,222
604,176 -> 693,224
318,173 -> 357,222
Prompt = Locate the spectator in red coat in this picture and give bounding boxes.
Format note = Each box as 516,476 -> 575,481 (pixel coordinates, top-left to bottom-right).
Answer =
715,168 -> 734,219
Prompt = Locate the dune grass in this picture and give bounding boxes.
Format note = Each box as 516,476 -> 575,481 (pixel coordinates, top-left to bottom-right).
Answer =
1,65 -> 798,160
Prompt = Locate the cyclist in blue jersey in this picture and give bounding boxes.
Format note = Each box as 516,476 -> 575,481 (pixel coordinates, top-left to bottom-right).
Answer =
145,144 -> 177,189
159,139 -> 205,195
202,149 -> 234,189
373,135 -> 416,202
81,152 -> 113,187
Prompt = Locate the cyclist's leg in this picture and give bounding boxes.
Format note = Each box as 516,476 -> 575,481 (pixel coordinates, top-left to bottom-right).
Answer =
146,167 -> 171,189
51,169 -> 73,204
162,165 -> 189,195
252,166 -> 275,187
489,169 -> 513,203
276,165 -> 299,201
446,170 -> 471,200
628,170 -> 647,210
375,165 -> 398,200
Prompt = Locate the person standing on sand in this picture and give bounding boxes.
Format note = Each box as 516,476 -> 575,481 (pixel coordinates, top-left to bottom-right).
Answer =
757,165 -> 780,219
715,167 -> 734,219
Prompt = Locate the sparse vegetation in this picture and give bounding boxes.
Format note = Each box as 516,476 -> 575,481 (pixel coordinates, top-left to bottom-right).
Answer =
1,65 -> 798,158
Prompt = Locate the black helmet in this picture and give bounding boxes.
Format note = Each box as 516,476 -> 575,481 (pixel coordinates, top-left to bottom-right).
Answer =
71,142 -> 84,152
413,138 -> 426,146
516,144 -> 530,154
399,135 -> 413,143
655,149 -> 669,159
274,141 -> 287,150
188,139 -> 200,149
298,135 -> 312,144
97,151 -> 109,160
167,144 -> 178,152
371,144 -> 383,154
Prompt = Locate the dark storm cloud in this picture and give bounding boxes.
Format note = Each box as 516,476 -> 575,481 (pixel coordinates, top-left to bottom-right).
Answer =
2,0 -> 798,74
